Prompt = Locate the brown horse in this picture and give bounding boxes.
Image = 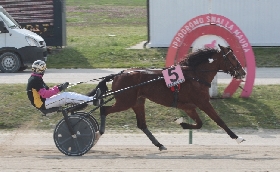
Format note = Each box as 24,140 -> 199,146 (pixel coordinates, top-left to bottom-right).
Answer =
88,44 -> 246,150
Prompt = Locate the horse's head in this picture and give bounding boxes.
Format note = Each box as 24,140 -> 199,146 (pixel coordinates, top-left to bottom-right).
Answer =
218,44 -> 246,79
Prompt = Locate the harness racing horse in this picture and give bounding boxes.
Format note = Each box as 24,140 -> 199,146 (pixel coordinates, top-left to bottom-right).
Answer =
88,44 -> 247,150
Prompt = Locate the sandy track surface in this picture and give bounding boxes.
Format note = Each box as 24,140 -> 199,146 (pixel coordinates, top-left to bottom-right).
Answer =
0,130 -> 280,172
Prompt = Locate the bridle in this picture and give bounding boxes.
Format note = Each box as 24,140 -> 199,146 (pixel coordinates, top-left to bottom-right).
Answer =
221,48 -> 243,78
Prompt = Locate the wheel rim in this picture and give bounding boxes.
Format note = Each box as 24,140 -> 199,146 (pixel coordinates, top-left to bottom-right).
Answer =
2,56 -> 16,70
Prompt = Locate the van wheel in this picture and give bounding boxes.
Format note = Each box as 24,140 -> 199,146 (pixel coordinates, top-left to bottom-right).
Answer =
0,52 -> 21,73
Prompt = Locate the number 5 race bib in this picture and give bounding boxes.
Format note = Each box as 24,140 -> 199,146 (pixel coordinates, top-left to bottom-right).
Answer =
162,65 -> 185,88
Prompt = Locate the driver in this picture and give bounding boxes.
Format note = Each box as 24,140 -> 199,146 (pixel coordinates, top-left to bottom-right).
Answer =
26,60 -> 102,110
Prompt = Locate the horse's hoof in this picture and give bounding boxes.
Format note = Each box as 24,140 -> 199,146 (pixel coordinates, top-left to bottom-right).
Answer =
236,137 -> 245,144
174,117 -> 184,124
94,131 -> 101,145
159,145 -> 167,151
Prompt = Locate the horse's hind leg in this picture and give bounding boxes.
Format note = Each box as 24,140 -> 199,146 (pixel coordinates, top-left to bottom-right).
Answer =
99,94 -> 139,135
99,104 -> 131,135
99,106 -> 106,135
132,98 -> 167,151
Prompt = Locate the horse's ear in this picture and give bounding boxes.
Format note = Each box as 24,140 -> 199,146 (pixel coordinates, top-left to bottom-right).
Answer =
217,44 -> 223,52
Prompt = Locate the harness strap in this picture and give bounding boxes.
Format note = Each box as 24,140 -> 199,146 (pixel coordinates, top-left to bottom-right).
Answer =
170,84 -> 180,91
171,85 -> 180,108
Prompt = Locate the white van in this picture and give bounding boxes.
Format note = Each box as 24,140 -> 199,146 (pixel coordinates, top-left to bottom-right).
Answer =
0,6 -> 47,73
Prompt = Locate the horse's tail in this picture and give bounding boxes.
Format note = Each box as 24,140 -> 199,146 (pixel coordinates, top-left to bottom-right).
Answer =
87,73 -> 119,97
102,73 -> 119,82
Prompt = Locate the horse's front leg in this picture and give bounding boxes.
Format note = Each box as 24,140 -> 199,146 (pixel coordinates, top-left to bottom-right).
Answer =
132,98 -> 167,151
198,102 -> 245,143
176,103 -> 203,129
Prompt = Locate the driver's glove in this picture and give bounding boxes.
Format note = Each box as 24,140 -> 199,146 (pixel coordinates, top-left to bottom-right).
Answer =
58,82 -> 69,91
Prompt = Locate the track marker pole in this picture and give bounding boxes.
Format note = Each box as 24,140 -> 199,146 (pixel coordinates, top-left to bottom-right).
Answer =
189,117 -> 193,144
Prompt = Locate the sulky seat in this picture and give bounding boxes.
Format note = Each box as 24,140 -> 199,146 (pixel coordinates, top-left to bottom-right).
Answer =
39,107 -> 60,115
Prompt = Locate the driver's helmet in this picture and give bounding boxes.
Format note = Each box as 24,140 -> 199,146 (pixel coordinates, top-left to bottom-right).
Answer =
32,60 -> 46,75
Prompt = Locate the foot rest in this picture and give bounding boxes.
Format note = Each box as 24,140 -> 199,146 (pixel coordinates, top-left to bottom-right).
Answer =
39,107 -> 60,115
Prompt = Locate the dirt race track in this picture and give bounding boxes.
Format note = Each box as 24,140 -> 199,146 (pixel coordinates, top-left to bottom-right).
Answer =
0,129 -> 280,172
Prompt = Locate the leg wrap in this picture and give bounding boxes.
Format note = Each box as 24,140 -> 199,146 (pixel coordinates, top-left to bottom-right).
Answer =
99,107 -> 106,135
99,114 -> 106,135
142,128 -> 160,146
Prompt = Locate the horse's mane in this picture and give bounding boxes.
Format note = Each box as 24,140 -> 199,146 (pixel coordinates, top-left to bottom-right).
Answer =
179,48 -> 218,67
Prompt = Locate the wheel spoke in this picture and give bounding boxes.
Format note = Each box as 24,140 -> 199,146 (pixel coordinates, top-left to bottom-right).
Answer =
57,136 -> 72,145
59,123 -> 72,136
78,133 -> 93,137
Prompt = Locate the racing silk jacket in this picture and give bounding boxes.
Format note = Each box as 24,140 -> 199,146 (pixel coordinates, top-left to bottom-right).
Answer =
26,74 -> 60,109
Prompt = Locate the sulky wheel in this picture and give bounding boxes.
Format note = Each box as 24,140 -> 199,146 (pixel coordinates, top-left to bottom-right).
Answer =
53,115 -> 95,156
74,112 -> 100,146
74,112 -> 99,132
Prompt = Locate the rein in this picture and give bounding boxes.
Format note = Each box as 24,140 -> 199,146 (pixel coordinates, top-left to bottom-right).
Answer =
100,76 -> 164,98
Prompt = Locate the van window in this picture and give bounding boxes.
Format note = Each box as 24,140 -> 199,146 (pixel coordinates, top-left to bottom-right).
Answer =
0,12 -> 18,28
